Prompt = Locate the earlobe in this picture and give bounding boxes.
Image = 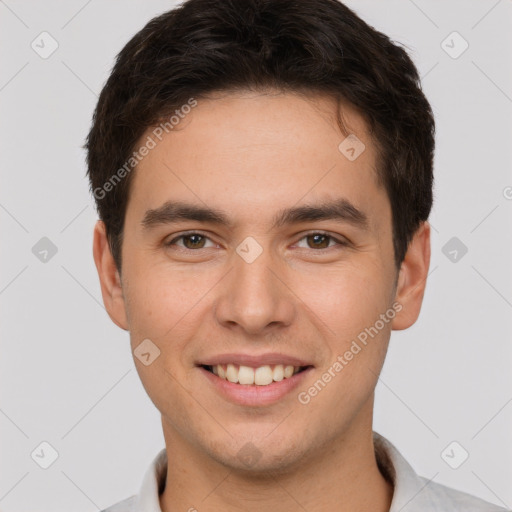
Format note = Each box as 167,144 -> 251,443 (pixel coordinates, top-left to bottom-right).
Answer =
92,220 -> 129,331
391,221 -> 431,331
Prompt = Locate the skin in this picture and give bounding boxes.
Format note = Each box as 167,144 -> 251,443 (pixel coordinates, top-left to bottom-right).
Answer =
93,89 -> 430,512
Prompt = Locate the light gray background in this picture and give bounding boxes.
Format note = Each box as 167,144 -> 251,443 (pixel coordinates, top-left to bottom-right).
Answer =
1,1 -> 511,510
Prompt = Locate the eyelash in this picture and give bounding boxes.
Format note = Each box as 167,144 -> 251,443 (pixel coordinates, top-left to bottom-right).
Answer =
164,231 -> 349,251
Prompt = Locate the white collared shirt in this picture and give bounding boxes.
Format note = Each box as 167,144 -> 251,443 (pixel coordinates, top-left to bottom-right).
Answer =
101,432 -> 509,511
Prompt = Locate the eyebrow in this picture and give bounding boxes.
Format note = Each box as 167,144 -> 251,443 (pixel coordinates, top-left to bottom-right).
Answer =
141,198 -> 369,231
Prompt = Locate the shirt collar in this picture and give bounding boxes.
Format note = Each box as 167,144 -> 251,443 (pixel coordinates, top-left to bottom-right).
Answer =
134,431 -> 436,512
373,432 -> 437,511
133,446 -> 167,512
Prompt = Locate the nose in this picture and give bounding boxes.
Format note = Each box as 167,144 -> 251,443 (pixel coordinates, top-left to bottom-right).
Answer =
214,244 -> 296,338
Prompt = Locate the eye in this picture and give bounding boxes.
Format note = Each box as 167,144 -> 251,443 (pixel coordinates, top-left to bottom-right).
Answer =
295,232 -> 348,250
164,231 -> 348,252
165,232 -> 216,250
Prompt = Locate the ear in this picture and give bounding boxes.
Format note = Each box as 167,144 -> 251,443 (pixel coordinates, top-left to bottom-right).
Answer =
92,220 -> 129,330
391,221 -> 431,331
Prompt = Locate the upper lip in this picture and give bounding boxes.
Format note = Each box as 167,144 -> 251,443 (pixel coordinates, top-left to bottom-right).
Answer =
198,353 -> 313,368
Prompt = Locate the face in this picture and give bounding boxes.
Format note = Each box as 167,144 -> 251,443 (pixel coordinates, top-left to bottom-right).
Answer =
94,90 -> 430,474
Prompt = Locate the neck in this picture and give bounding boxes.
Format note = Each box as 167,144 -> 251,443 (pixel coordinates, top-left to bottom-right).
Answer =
159,410 -> 393,512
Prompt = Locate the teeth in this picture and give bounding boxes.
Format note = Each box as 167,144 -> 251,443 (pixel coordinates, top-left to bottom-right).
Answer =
209,363 -> 304,385
238,365 -> 255,385
284,365 -> 294,378
226,363 -> 239,383
273,364 -> 284,382
255,365 -> 273,385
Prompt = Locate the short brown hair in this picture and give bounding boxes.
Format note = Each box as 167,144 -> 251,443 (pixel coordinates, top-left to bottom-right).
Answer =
85,0 -> 435,272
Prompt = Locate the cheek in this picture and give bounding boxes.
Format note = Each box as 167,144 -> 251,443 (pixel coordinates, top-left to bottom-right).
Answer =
123,255 -> 185,324
299,261 -> 394,341
123,258 -> 220,357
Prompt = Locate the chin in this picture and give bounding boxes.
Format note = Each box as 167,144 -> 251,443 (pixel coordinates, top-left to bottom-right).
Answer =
207,435 -> 309,476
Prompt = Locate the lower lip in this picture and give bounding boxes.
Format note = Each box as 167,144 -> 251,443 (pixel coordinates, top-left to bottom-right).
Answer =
199,366 -> 313,406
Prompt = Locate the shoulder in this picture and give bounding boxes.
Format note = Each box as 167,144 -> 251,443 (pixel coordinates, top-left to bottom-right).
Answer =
100,495 -> 137,512
421,477 -> 510,511
373,432 -> 509,512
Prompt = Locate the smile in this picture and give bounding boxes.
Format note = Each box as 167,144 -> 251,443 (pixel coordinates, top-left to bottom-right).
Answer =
198,357 -> 314,406
203,363 -> 309,386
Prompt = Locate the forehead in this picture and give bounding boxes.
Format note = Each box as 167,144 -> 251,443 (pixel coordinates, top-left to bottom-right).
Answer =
125,90 -> 387,228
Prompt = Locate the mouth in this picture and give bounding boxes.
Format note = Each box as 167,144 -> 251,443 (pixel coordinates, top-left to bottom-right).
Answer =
197,357 -> 314,406
201,363 -> 312,386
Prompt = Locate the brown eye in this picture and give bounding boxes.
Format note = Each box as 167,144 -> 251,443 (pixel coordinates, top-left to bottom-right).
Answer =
294,232 -> 348,251
306,233 -> 331,249
307,234 -> 330,249
165,233 -> 214,250
181,234 -> 206,249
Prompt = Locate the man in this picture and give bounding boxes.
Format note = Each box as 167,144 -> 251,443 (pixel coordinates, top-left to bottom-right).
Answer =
85,0 -> 509,510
